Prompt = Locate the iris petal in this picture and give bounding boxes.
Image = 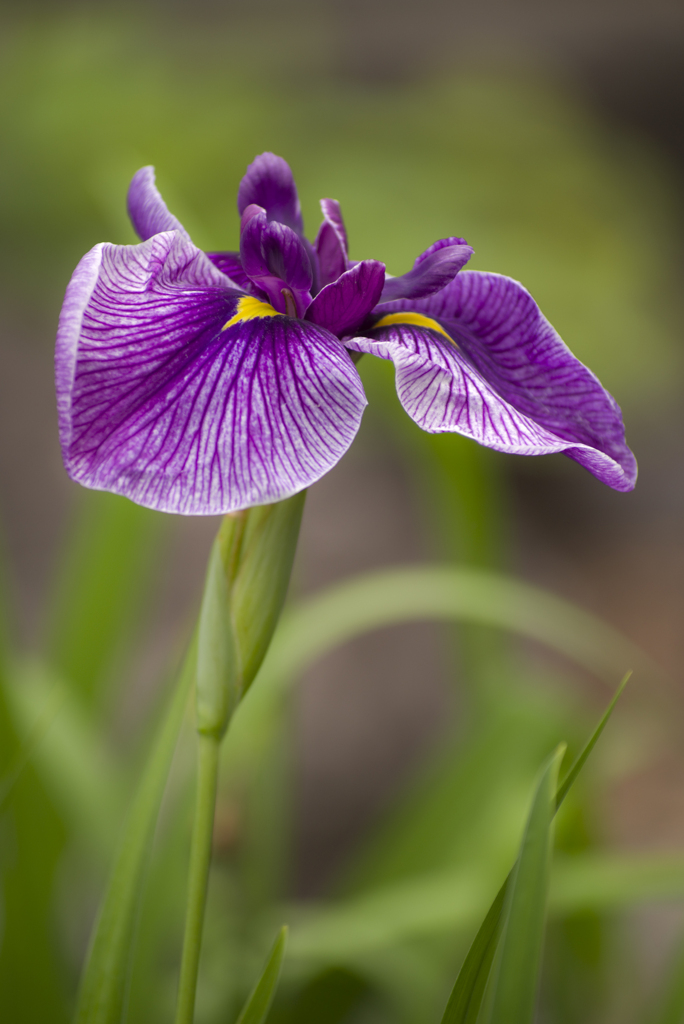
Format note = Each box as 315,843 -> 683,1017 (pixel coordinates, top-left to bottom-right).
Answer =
237,152 -> 304,235
127,166 -> 188,242
206,251 -> 255,292
379,237 -> 474,303
240,209 -> 313,316
315,199 -> 349,288
350,271 -> 636,491
305,260 -> 385,337
57,232 -> 366,514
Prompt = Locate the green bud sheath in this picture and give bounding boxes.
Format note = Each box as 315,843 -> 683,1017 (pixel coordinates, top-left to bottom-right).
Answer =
195,491 -> 306,738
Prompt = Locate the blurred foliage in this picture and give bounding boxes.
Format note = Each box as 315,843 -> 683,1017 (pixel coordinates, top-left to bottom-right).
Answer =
0,6 -> 683,1024
0,8 -> 681,412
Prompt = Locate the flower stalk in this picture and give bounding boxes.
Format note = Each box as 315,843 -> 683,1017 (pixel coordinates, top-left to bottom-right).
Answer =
175,492 -> 306,1024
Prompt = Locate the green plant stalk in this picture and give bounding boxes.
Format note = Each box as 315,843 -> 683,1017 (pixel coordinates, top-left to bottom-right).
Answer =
74,635 -> 197,1024
174,732 -> 221,1024
174,494 -> 305,1024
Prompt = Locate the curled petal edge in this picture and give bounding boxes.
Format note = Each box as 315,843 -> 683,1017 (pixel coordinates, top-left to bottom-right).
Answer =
127,166 -> 188,242
346,324 -> 637,492
380,237 -> 474,303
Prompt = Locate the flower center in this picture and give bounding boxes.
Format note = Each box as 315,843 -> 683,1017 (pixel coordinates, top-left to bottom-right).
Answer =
222,295 -> 280,331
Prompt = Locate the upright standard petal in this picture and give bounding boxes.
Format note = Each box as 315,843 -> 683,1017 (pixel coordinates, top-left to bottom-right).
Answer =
379,237 -> 474,303
315,199 -> 349,288
205,251 -> 254,292
56,232 -> 366,515
348,271 -> 636,491
127,166 -> 188,241
240,209 -> 313,316
305,260 -> 385,337
237,152 -> 304,235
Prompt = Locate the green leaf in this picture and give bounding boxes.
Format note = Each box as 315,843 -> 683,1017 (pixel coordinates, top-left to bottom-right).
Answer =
438,672 -> 629,1024
550,853 -> 684,912
46,491 -> 164,707
73,636 -> 196,1024
440,885 -> 507,1024
285,850 -> 684,965
555,671 -> 631,810
482,746 -> 563,1024
263,566 -> 648,688
226,565 -> 646,788
2,659 -> 124,856
0,677 -> 70,1023
235,926 -> 287,1024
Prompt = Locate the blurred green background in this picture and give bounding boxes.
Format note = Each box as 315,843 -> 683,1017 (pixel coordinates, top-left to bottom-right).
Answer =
1,2 -> 684,1022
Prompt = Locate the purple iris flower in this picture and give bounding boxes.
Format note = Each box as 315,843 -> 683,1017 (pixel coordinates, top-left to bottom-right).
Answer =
55,152 -> 636,515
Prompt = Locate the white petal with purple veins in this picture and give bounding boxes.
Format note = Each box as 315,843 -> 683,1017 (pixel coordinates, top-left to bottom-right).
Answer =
348,311 -> 635,491
57,232 -> 366,514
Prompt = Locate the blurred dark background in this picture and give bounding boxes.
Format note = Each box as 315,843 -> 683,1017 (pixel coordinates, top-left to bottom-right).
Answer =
1,0 -> 684,900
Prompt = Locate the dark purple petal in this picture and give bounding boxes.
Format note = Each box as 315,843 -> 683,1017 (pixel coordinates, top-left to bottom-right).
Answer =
237,152 -> 304,235
305,260 -> 385,337
240,208 -> 312,316
127,166 -> 188,241
348,273 -> 636,491
206,251 -> 253,291
320,199 -> 348,252
56,233 -> 366,515
379,237 -> 474,303
315,199 -> 349,288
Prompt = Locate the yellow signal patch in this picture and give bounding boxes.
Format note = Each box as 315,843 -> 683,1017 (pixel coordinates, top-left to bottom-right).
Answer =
372,311 -> 454,344
222,295 -> 280,331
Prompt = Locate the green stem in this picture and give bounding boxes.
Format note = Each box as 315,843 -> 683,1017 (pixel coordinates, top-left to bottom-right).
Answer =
174,731 -> 221,1024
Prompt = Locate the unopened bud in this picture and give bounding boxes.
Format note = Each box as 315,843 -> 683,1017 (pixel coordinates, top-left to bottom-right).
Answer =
195,492 -> 305,738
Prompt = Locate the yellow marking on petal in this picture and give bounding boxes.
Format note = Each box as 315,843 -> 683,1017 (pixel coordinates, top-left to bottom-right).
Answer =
373,311 -> 455,344
222,295 -> 281,331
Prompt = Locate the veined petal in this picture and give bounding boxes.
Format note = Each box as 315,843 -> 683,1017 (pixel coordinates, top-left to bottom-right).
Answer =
305,260 -> 385,337
320,199 -> 348,252
315,199 -> 348,288
348,278 -> 636,491
127,166 -> 188,241
379,237 -> 474,303
206,251 -> 254,291
378,271 -> 636,488
240,208 -> 312,316
237,152 -> 304,235
56,232 -> 365,515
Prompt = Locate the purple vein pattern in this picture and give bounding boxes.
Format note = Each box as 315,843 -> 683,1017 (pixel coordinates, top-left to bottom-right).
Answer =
57,232 -> 366,514
56,151 -> 636,515
349,272 -> 636,490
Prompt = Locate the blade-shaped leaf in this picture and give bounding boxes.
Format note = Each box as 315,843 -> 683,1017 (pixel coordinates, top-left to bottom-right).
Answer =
482,745 -> 563,1024
2,659 -> 124,856
439,675 -> 629,1024
260,566 -> 649,690
74,635 -> 196,1024
0,583 -> 71,1021
226,566 -> 647,794
555,671 -> 631,810
235,926 -> 287,1024
440,885 -> 507,1024
46,491 -> 164,707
